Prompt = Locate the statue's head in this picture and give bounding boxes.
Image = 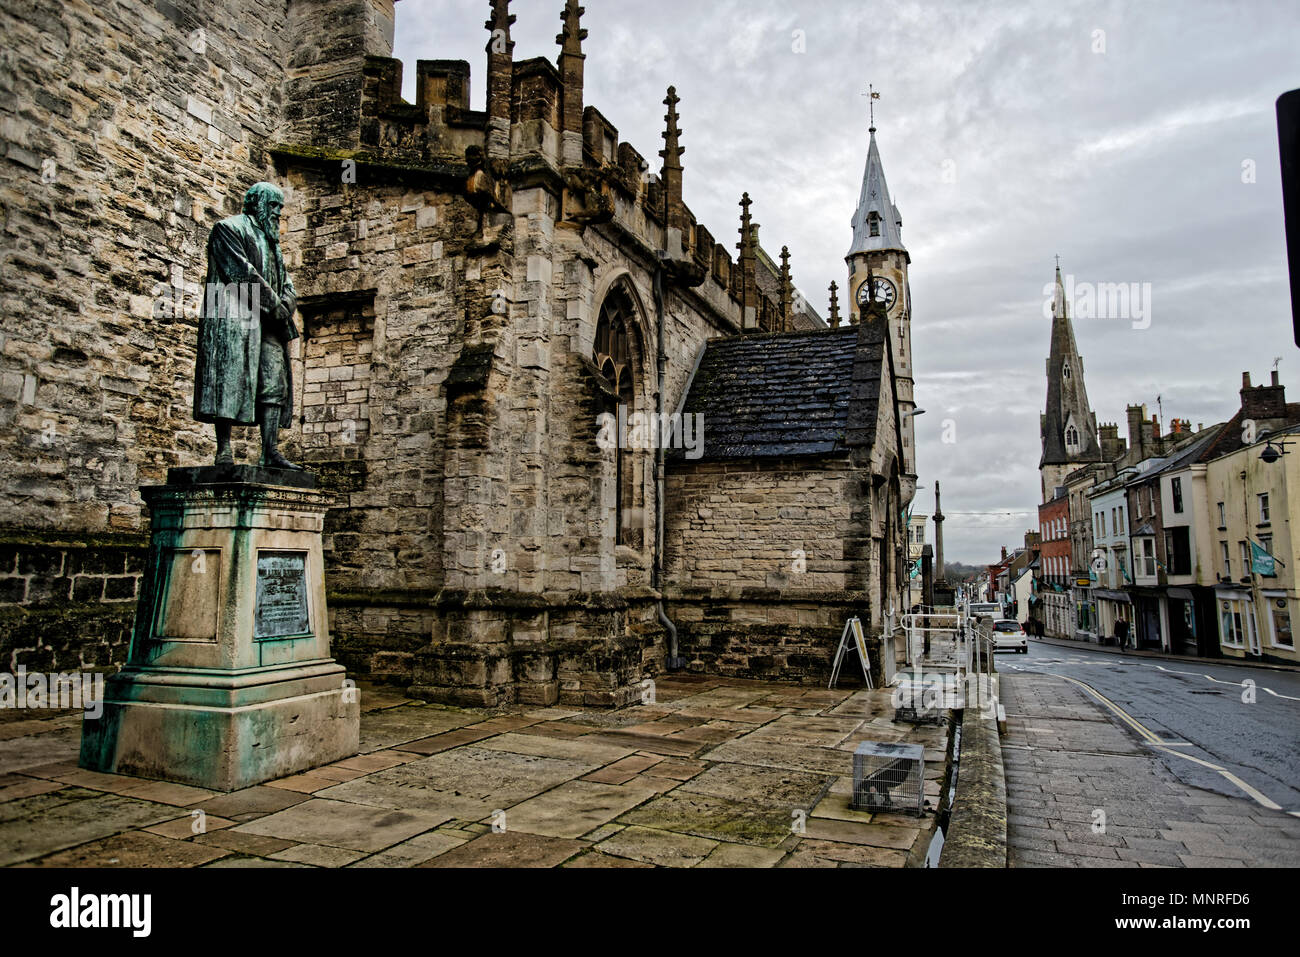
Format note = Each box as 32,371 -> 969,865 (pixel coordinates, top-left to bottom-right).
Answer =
243,182 -> 285,242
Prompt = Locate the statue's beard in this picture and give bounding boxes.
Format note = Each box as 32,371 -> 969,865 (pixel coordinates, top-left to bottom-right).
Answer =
253,206 -> 280,247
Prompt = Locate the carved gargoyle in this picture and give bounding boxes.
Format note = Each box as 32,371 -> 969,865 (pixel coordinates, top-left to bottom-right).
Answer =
464,145 -> 510,213
562,165 -> 615,226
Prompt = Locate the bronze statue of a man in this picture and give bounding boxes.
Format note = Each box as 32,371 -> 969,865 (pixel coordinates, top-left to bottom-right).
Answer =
193,182 -> 304,471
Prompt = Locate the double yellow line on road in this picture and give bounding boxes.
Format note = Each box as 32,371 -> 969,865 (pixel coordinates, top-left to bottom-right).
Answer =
1049,672 -> 1285,813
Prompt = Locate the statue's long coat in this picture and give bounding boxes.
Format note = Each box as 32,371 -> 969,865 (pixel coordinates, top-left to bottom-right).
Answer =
193,213 -> 298,426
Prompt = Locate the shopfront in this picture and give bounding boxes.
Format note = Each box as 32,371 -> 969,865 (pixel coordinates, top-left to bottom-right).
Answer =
1092,589 -> 1131,644
1166,588 -> 1198,657
1215,587 -> 1260,658
1133,590 -> 1166,651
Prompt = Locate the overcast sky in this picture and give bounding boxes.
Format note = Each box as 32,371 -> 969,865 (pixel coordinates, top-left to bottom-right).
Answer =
394,0 -> 1298,565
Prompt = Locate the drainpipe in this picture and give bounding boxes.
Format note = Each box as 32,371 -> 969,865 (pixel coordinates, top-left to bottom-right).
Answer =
653,255 -> 684,670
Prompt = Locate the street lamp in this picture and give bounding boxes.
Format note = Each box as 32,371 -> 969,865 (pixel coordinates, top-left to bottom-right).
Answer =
1261,439 -> 1290,464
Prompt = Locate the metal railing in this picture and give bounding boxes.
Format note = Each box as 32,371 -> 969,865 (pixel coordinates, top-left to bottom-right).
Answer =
900,605 -> 965,667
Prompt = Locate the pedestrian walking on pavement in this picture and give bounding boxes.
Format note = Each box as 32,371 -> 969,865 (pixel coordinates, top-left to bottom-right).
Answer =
1115,618 -> 1129,652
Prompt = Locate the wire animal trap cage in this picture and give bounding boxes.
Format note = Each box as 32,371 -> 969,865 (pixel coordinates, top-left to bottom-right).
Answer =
851,741 -> 925,816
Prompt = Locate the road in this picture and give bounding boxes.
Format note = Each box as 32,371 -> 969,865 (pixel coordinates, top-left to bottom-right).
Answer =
998,640 -> 1300,867
1003,638 -> 1300,813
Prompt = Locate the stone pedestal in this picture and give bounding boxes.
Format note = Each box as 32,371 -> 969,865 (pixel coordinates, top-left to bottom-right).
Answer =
80,466 -> 359,791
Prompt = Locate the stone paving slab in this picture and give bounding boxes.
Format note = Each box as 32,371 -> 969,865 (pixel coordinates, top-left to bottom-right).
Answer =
475,731 -> 635,765
235,798 -> 451,853
595,824 -> 718,866
578,729 -> 706,757
0,777 -> 64,802
349,830 -> 468,867
0,790 -> 181,867
0,675 -> 945,868
270,843 -> 367,867
357,705 -> 481,753
190,785 -> 311,821
145,814 -> 236,840
699,737 -> 855,775
194,829 -> 296,857
203,856 -> 311,868
314,747 -> 594,821
680,762 -> 832,809
563,849 -> 655,867
500,780 -> 660,839
0,725 -> 81,774
697,841 -> 788,867
743,715 -> 864,749
618,790 -> 798,848
25,829 -> 231,868
780,838 -> 909,868
420,830 -> 587,868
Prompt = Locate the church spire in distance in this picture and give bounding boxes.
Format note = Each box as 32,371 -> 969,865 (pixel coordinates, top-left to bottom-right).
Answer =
1040,257 -> 1101,500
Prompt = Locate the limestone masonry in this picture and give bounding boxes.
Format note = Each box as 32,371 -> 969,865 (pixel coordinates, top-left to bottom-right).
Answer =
0,0 -> 915,706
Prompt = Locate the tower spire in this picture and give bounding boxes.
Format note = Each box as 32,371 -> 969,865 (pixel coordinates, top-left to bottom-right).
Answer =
847,123 -> 904,258
1052,256 -> 1067,320
1040,258 -> 1100,500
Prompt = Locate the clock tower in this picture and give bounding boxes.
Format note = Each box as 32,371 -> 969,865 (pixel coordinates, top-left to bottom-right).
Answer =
846,124 -> 915,479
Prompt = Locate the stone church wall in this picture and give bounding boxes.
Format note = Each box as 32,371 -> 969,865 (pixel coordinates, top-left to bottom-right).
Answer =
0,0 -> 904,702
663,457 -> 879,682
0,0 -> 295,669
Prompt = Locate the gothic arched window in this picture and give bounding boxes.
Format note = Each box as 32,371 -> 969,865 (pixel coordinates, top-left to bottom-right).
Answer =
868,211 -> 881,238
594,287 -> 640,546
1066,426 -> 1079,448
1063,362 -> 1071,379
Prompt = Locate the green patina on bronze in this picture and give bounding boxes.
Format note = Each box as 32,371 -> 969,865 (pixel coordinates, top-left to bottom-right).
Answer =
193,182 -> 304,471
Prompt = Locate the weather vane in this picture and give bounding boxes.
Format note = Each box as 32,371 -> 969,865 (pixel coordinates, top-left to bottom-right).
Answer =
861,84 -> 880,133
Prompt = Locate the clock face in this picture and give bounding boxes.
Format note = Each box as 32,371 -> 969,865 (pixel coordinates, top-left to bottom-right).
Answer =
857,277 -> 897,312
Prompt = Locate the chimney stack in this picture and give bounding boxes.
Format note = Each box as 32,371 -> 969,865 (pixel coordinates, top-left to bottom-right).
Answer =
1240,369 -> 1287,421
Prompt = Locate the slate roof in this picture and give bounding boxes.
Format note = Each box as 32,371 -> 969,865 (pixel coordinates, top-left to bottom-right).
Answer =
672,325 -> 865,460
1195,405 -> 1300,463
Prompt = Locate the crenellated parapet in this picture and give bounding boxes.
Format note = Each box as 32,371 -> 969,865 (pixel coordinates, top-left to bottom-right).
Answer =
280,0 -> 806,330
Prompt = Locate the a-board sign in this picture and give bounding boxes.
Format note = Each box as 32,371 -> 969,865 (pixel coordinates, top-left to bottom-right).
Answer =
829,617 -> 872,690
852,618 -> 870,673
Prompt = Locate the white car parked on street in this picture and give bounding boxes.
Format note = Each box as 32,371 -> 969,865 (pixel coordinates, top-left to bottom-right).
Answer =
991,618 -> 1028,653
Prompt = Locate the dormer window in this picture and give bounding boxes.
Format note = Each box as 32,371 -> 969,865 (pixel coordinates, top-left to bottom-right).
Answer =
868,211 -> 880,238
1066,426 -> 1079,448
1062,362 -> 1071,379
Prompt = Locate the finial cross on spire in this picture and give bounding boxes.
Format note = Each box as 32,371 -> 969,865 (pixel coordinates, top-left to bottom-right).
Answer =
1054,253 -> 1061,271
